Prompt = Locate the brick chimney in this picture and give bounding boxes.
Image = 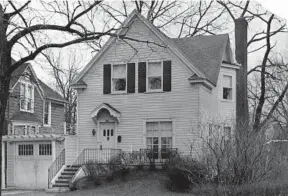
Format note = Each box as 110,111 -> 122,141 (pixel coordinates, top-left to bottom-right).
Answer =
235,18 -> 249,130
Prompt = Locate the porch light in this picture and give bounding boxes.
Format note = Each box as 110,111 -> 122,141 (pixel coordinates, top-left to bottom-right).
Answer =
92,129 -> 96,136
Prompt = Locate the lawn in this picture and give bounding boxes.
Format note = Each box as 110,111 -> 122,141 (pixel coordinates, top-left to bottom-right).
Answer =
56,170 -> 191,196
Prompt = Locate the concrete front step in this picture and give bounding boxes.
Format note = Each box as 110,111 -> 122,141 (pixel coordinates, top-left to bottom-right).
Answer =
53,183 -> 69,188
46,187 -> 70,193
55,179 -> 69,183
58,175 -> 73,179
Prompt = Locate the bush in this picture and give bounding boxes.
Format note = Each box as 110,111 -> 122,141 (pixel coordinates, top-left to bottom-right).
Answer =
165,155 -> 208,192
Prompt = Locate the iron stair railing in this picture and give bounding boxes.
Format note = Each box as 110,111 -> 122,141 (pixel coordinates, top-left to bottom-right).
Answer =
48,149 -> 65,189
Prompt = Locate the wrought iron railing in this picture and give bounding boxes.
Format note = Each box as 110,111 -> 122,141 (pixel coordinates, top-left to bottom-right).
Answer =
48,149 -> 65,189
69,148 -> 123,167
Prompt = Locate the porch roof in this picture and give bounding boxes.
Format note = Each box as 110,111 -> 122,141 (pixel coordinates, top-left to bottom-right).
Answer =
91,103 -> 121,122
2,134 -> 64,142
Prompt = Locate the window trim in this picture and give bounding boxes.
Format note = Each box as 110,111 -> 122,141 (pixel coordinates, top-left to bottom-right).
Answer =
43,101 -> 51,126
18,144 -> 34,156
146,61 -> 163,92
221,73 -> 233,102
111,63 -> 127,93
39,143 -> 52,156
144,119 -> 174,148
12,123 -> 39,135
20,81 -> 34,113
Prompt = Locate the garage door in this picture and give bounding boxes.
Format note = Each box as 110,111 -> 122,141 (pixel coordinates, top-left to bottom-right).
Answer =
14,142 -> 52,189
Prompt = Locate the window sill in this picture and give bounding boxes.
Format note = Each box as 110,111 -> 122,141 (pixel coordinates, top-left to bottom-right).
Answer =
20,109 -> 34,114
110,91 -> 127,95
220,99 -> 233,103
43,124 -> 51,127
144,91 -> 167,94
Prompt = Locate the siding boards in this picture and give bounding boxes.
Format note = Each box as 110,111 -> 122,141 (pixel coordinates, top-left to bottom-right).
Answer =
6,143 -> 15,187
77,18 -> 201,156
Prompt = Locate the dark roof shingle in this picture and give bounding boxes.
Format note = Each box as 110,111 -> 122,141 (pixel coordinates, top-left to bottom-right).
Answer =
11,112 -> 41,122
171,34 -> 229,85
38,80 -> 65,102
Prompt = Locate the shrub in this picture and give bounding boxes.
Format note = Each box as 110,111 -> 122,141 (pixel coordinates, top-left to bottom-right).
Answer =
165,155 -> 208,192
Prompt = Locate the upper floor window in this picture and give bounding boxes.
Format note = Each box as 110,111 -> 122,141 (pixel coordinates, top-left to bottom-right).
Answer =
20,82 -> 34,112
112,64 -> 127,92
222,75 -> 232,100
44,101 -> 51,126
147,62 -> 162,91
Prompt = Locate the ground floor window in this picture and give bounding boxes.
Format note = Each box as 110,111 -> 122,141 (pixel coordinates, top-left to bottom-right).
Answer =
18,144 -> 33,156
39,144 -> 52,155
146,121 -> 172,159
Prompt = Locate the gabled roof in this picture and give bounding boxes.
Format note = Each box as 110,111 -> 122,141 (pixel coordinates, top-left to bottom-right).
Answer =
10,63 -> 29,89
38,80 -> 66,103
10,61 -> 66,103
11,112 -> 41,123
72,9 -> 235,87
171,34 -> 230,85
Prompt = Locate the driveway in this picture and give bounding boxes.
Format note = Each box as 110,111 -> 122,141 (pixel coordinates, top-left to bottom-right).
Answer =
2,190 -> 58,196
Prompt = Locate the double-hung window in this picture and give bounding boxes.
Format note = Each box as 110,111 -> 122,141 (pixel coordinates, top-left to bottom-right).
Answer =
112,64 -> 127,92
44,101 -> 51,126
147,62 -> 162,91
146,121 -> 173,159
222,75 -> 232,100
20,82 -> 34,112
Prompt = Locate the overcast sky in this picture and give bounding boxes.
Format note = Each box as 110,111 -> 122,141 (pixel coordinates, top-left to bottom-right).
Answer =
29,0 -> 288,86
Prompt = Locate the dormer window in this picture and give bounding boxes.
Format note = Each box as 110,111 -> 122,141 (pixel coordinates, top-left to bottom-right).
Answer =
20,82 -> 34,112
222,75 -> 232,100
112,64 -> 127,92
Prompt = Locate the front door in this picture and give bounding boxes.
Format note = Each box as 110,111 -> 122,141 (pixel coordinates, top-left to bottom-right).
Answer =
100,122 -> 116,149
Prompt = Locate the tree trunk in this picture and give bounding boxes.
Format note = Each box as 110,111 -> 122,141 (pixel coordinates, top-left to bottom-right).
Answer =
1,4 -> 12,193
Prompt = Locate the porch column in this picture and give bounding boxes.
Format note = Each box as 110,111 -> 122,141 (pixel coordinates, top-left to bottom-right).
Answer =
52,140 -> 56,162
2,142 -> 5,189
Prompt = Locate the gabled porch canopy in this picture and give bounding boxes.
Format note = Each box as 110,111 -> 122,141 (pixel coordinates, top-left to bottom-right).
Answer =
91,103 -> 121,122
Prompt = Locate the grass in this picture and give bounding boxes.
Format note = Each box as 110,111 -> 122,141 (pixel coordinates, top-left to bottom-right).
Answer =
56,169 -> 288,196
57,170 -> 191,196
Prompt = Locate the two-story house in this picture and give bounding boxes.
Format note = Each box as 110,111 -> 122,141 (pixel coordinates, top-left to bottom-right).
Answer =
44,10 -> 247,190
2,62 -> 66,189
65,9 -> 247,166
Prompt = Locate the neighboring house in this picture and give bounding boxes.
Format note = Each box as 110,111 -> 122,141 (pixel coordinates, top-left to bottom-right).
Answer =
67,10 -> 247,163
1,63 -> 66,189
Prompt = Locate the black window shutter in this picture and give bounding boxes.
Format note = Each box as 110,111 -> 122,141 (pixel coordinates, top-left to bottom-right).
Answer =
138,62 -> 146,93
103,64 -> 111,94
127,63 -> 135,93
163,60 -> 171,92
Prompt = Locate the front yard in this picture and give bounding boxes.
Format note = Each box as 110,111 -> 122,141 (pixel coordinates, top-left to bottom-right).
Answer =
57,171 -> 190,196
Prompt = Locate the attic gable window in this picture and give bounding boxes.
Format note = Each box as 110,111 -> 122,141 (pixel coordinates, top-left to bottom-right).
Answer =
112,64 -> 127,92
222,75 -> 232,100
20,82 -> 34,113
147,62 -> 162,91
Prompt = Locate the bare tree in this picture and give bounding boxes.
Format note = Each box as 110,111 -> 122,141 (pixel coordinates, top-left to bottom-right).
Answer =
42,50 -> 80,134
0,1 -> 165,192
217,0 -> 287,133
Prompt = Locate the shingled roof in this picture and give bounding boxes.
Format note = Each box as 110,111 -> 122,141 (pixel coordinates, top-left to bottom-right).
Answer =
38,79 -> 66,102
171,34 -> 230,85
10,61 -> 65,103
10,63 -> 29,89
72,10 -> 236,86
